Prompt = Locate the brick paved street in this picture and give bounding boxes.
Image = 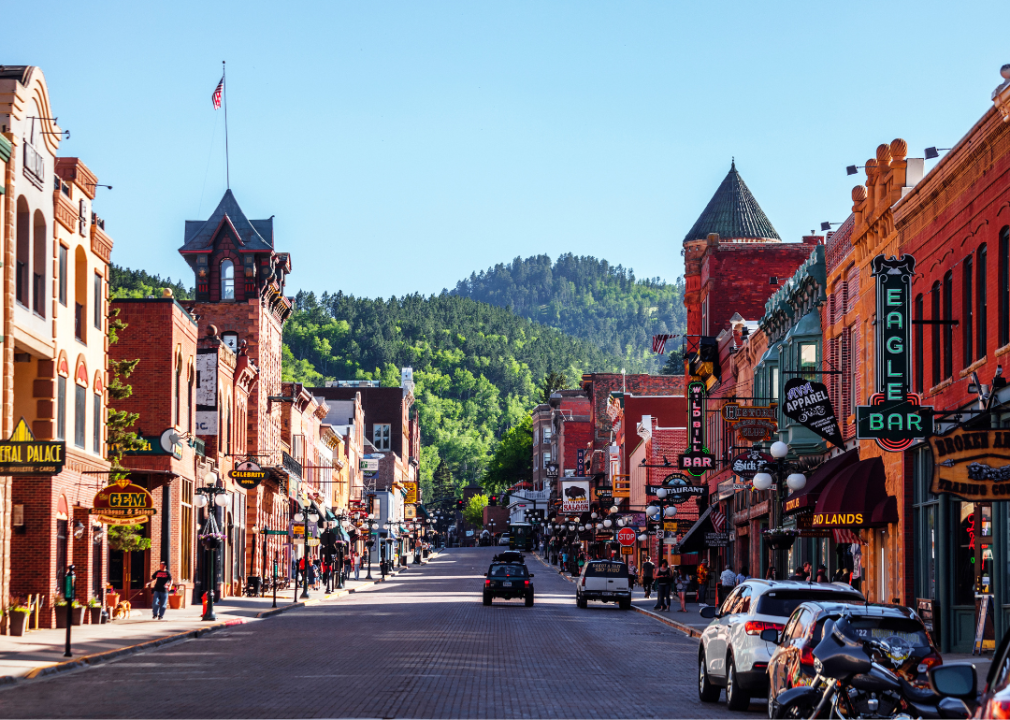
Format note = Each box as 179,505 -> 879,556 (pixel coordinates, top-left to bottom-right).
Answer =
0,548 -> 762,718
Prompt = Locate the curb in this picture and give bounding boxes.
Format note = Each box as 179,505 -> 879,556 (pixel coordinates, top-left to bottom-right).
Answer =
532,551 -> 702,639
2,617 -> 248,687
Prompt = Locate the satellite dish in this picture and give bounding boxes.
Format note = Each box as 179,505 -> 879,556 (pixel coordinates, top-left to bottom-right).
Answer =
160,429 -> 183,454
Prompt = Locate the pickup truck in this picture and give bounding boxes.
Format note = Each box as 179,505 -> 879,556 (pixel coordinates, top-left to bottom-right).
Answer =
576,560 -> 632,610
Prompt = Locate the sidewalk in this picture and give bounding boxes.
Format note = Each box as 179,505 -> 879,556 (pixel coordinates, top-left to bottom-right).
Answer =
0,557 -> 433,683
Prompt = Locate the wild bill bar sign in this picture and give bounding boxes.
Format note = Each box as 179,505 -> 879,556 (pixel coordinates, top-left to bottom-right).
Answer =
679,381 -> 715,477
783,378 -> 843,448
856,254 -> 933,451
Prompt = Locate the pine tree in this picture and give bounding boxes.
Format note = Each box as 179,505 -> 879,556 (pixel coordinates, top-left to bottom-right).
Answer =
106,307 -> 145,472
432,460 -> 454,509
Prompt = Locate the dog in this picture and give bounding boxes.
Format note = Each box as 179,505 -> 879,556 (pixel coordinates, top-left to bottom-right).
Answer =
112,600 -> 131,620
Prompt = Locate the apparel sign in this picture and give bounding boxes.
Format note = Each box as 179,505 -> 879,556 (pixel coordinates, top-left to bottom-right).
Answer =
90,477 -> 156,526
679,382 -> 715,476
783,378 -> 844,448
229,460 -> 268,489
730,449 -> 774,480
661,473 -> 706,504
560,478 -> 590,513
856,254 -> 934,451
0,419 -> 65,476
930,429 -> 1010,499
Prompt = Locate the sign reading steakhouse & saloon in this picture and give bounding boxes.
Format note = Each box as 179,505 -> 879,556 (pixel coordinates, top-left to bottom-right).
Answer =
782,378 -> 843,448
91,478 -> 156,526
930,429 -> 1010,499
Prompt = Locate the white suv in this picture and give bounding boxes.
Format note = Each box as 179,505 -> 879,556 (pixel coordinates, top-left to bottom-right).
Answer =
576,560 -> 632,610
697,579 -> 864,711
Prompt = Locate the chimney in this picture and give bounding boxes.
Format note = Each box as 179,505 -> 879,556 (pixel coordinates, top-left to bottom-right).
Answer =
802,235 -> 824,245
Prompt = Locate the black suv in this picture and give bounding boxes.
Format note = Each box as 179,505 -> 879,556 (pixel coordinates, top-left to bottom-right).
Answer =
493,551 -> 525,565
483,562 -> 534,606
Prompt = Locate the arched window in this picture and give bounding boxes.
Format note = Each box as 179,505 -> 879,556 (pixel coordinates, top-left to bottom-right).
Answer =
221,260 -> 235,300
75,246 -> 88,343
931,282 -> 941,386
16,197 -> 29,307
978,244 -> 988,357
33,210 -> 46,316
221,332 -> 238,352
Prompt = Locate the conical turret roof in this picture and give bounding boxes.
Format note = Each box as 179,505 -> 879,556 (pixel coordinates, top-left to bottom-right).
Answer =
683,162 -> 780,243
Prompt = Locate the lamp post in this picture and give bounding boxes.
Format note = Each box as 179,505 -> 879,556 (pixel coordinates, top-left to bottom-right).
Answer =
751,441 -> 806,574
294,501 -> 320,600
366,517 -> 376,580
195,473 -> 229,622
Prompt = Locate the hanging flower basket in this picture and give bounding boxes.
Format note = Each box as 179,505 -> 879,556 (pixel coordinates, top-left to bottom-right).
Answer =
763,529 -> 798,550
199,532 -> 226,550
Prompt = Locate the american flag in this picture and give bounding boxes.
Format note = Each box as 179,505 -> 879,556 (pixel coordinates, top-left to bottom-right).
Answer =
710,508 -> 726,532
212,77 -> 224,110
652,334 -> 675,354
832,528 -> 865,545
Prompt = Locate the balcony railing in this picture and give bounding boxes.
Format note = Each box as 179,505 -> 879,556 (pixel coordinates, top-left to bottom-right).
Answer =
282,451 -> 302,479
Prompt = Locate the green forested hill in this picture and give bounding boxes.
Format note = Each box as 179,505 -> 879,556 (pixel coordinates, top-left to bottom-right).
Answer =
450,254 -> 686,371
282,291 -> 626,496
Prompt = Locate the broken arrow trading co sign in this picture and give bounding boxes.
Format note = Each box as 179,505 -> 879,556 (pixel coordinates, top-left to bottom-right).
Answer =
783,378 -> 844,448
856,254 -> 934,452
679,382 -> 715,476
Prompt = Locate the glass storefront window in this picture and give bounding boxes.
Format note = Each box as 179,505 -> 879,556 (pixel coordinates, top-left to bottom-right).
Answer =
954,502 -> 977,605
913,446 -> 939,600
800,343 -> 818,381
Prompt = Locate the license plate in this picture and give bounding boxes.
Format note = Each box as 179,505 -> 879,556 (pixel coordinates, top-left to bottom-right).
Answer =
503,581 -> 512,587
603,592 -> 613,596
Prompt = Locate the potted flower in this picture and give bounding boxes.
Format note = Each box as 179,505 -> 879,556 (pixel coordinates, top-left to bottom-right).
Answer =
87,597 -> 102,625
105,583 -> 119,611
199,531 -> 226,550
71,600 -> 85,626
9,605 -> 30,636
763,528 -> 798,550
168,583 -> 184,610
54,597 -> 69,628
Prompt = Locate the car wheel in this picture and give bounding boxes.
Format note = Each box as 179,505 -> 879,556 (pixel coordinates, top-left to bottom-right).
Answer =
482,592 -> 491,606
725,654 -> 750,712
525,591 -> 534,607
698,651 -> 720,703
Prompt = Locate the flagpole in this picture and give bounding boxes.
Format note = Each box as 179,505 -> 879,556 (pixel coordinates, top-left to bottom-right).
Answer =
223,60 -> 230,190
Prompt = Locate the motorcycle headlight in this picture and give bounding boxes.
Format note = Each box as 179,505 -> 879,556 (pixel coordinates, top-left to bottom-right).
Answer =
814,658 -> 822,673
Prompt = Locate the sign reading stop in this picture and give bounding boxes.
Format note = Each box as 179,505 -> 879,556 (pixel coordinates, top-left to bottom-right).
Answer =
616,527 -> 637,546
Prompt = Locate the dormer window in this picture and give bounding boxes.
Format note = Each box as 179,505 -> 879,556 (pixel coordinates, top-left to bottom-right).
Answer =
222,332 -> 238,352
221,259 -> 235,300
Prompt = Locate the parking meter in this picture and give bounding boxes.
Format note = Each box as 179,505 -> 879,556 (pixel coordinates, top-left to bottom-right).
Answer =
64,564 -> 76,657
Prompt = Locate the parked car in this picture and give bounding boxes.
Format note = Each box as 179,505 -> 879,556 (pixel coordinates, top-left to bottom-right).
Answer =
575,560 -> 632,610
698,579 -> 864,711
766,601 -> 941,718
497,533 -> 510,546
483,561 -> 534,606
977,624 -> 1010,718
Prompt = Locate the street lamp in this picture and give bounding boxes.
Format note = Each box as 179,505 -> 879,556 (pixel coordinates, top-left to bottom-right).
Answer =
756,440 -> 807,570
195,473 -> 228,622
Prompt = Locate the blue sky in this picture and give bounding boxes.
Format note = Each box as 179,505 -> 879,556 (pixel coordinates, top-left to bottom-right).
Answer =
8,1 -> 1008,298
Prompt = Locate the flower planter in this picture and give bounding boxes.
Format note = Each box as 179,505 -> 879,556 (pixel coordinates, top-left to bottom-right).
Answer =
168,594 -> 183,610
55,608 -> 68,628
89,606 -> 102,624
71,606 -> 86,626
105,592 -> 119,609
764,532 -> 797,550
9,611 -> 29,636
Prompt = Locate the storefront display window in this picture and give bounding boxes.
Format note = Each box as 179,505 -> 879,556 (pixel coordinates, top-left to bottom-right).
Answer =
954,502 -> 978,606
913,446 -> 939,600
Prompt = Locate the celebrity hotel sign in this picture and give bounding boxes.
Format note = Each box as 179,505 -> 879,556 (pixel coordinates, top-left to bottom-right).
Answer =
856,255 -> 933,451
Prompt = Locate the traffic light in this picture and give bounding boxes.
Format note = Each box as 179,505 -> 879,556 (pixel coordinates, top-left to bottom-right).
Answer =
456,499 -> 464,510
489,495 -> 497,506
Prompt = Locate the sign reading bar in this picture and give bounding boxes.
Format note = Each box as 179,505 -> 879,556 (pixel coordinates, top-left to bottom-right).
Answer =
783,378 -> 844,448
856,254 -> 934,451
679,382 -> 715,476
0,419 -> 65,476
930,429 -> 1010,499
229,460 -> 268,489
90,477 -> 156,525
730,449 -> 773,480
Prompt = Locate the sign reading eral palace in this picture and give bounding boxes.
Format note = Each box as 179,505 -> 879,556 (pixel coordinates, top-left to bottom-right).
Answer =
930,429 -> 1010,499
0,419 -> 65,476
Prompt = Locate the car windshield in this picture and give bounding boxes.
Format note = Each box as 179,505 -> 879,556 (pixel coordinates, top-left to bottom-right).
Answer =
490,564 -> 527,578
584,562 -> 629,578
843,617 -> 932,648
756,591 -> 864,619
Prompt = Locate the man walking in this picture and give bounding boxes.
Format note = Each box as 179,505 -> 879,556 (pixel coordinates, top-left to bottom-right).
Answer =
149,561 -> 172,620
719,565 -> 737,603
642,557 -> 655,599
696,559 -> 709,605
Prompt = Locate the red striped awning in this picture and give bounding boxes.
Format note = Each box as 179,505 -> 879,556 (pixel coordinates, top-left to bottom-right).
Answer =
832,528 -> 866,545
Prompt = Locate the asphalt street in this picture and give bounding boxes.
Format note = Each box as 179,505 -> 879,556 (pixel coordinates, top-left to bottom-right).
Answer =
1,548 -> 763,718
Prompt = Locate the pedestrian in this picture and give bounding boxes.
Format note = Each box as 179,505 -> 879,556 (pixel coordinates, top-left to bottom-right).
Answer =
788,567 -> 806,581
654,560 -> 672,611
642,557 -> 655,599
628,559 -> 638,590
696,560 -> 709,605
561,548 -> 569,572
815,564 -> 829,583
308,560 -> 319,590
720,565 -> 737,590
344,552 -> 353,580
766,565 -> 777,580
148,561 -> 172,620
735,565 -> 749,586
354,552 -> 361,581
802,561 -> 812,580
675,568 -> 689,612
577,552 -> 586,574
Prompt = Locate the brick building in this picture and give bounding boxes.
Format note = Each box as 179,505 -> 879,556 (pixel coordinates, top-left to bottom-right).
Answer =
531,403 -> 553,488
547,390 -> 591,479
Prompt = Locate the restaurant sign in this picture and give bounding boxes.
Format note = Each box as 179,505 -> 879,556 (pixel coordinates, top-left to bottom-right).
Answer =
661,473 -> 706,503
0,419 -> 65,476
229,460 -> 268,489
90,477 -> 156,525
679,382 -> 715,476
856,254 -> 934,451
783,378 -> 844,448
930,429 -> 1010,499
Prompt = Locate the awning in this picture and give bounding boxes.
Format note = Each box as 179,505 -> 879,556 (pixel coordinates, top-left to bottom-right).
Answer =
811,457 -> 898,529
335,526 -> 351,543
677,507 -> 716,555
416,505 -> 431,519
783,448 -> 860,515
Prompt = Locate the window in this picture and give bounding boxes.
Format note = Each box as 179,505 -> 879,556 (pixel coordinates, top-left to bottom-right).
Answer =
1002,227 -> 1010,348
180,478 -> 193,581
771,366 -> 779,404
94,273 -> 102,330
979,244 -> 988,358
93,391 -> 102,454
32,210 -> 46,316
915,294 -> 924,395
373,423 -> 391,451
964,256 -> 974,367
58,245 -> 67,306
800,343 -> 817,381
543,427 -> 552,443
533,429 -> 539,445
187,369 -> 194,434
931,282 -> 941,386
173,359 -> 181,427
75,385 -> 86,449
15,197 -> 28,307
943,271 -> 953,379
57,376 -> 66,440
74,247 -> 87,343
533,454 -> 539,470
221,332 -> 238,352
221,259 -> 235,300
543,451 -> 552,465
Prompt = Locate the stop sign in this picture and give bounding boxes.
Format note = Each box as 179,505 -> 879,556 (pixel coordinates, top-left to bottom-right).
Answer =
617,527 -> 637,546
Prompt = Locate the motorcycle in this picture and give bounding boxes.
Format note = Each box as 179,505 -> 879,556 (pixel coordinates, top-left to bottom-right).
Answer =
768,612 -> 978,719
